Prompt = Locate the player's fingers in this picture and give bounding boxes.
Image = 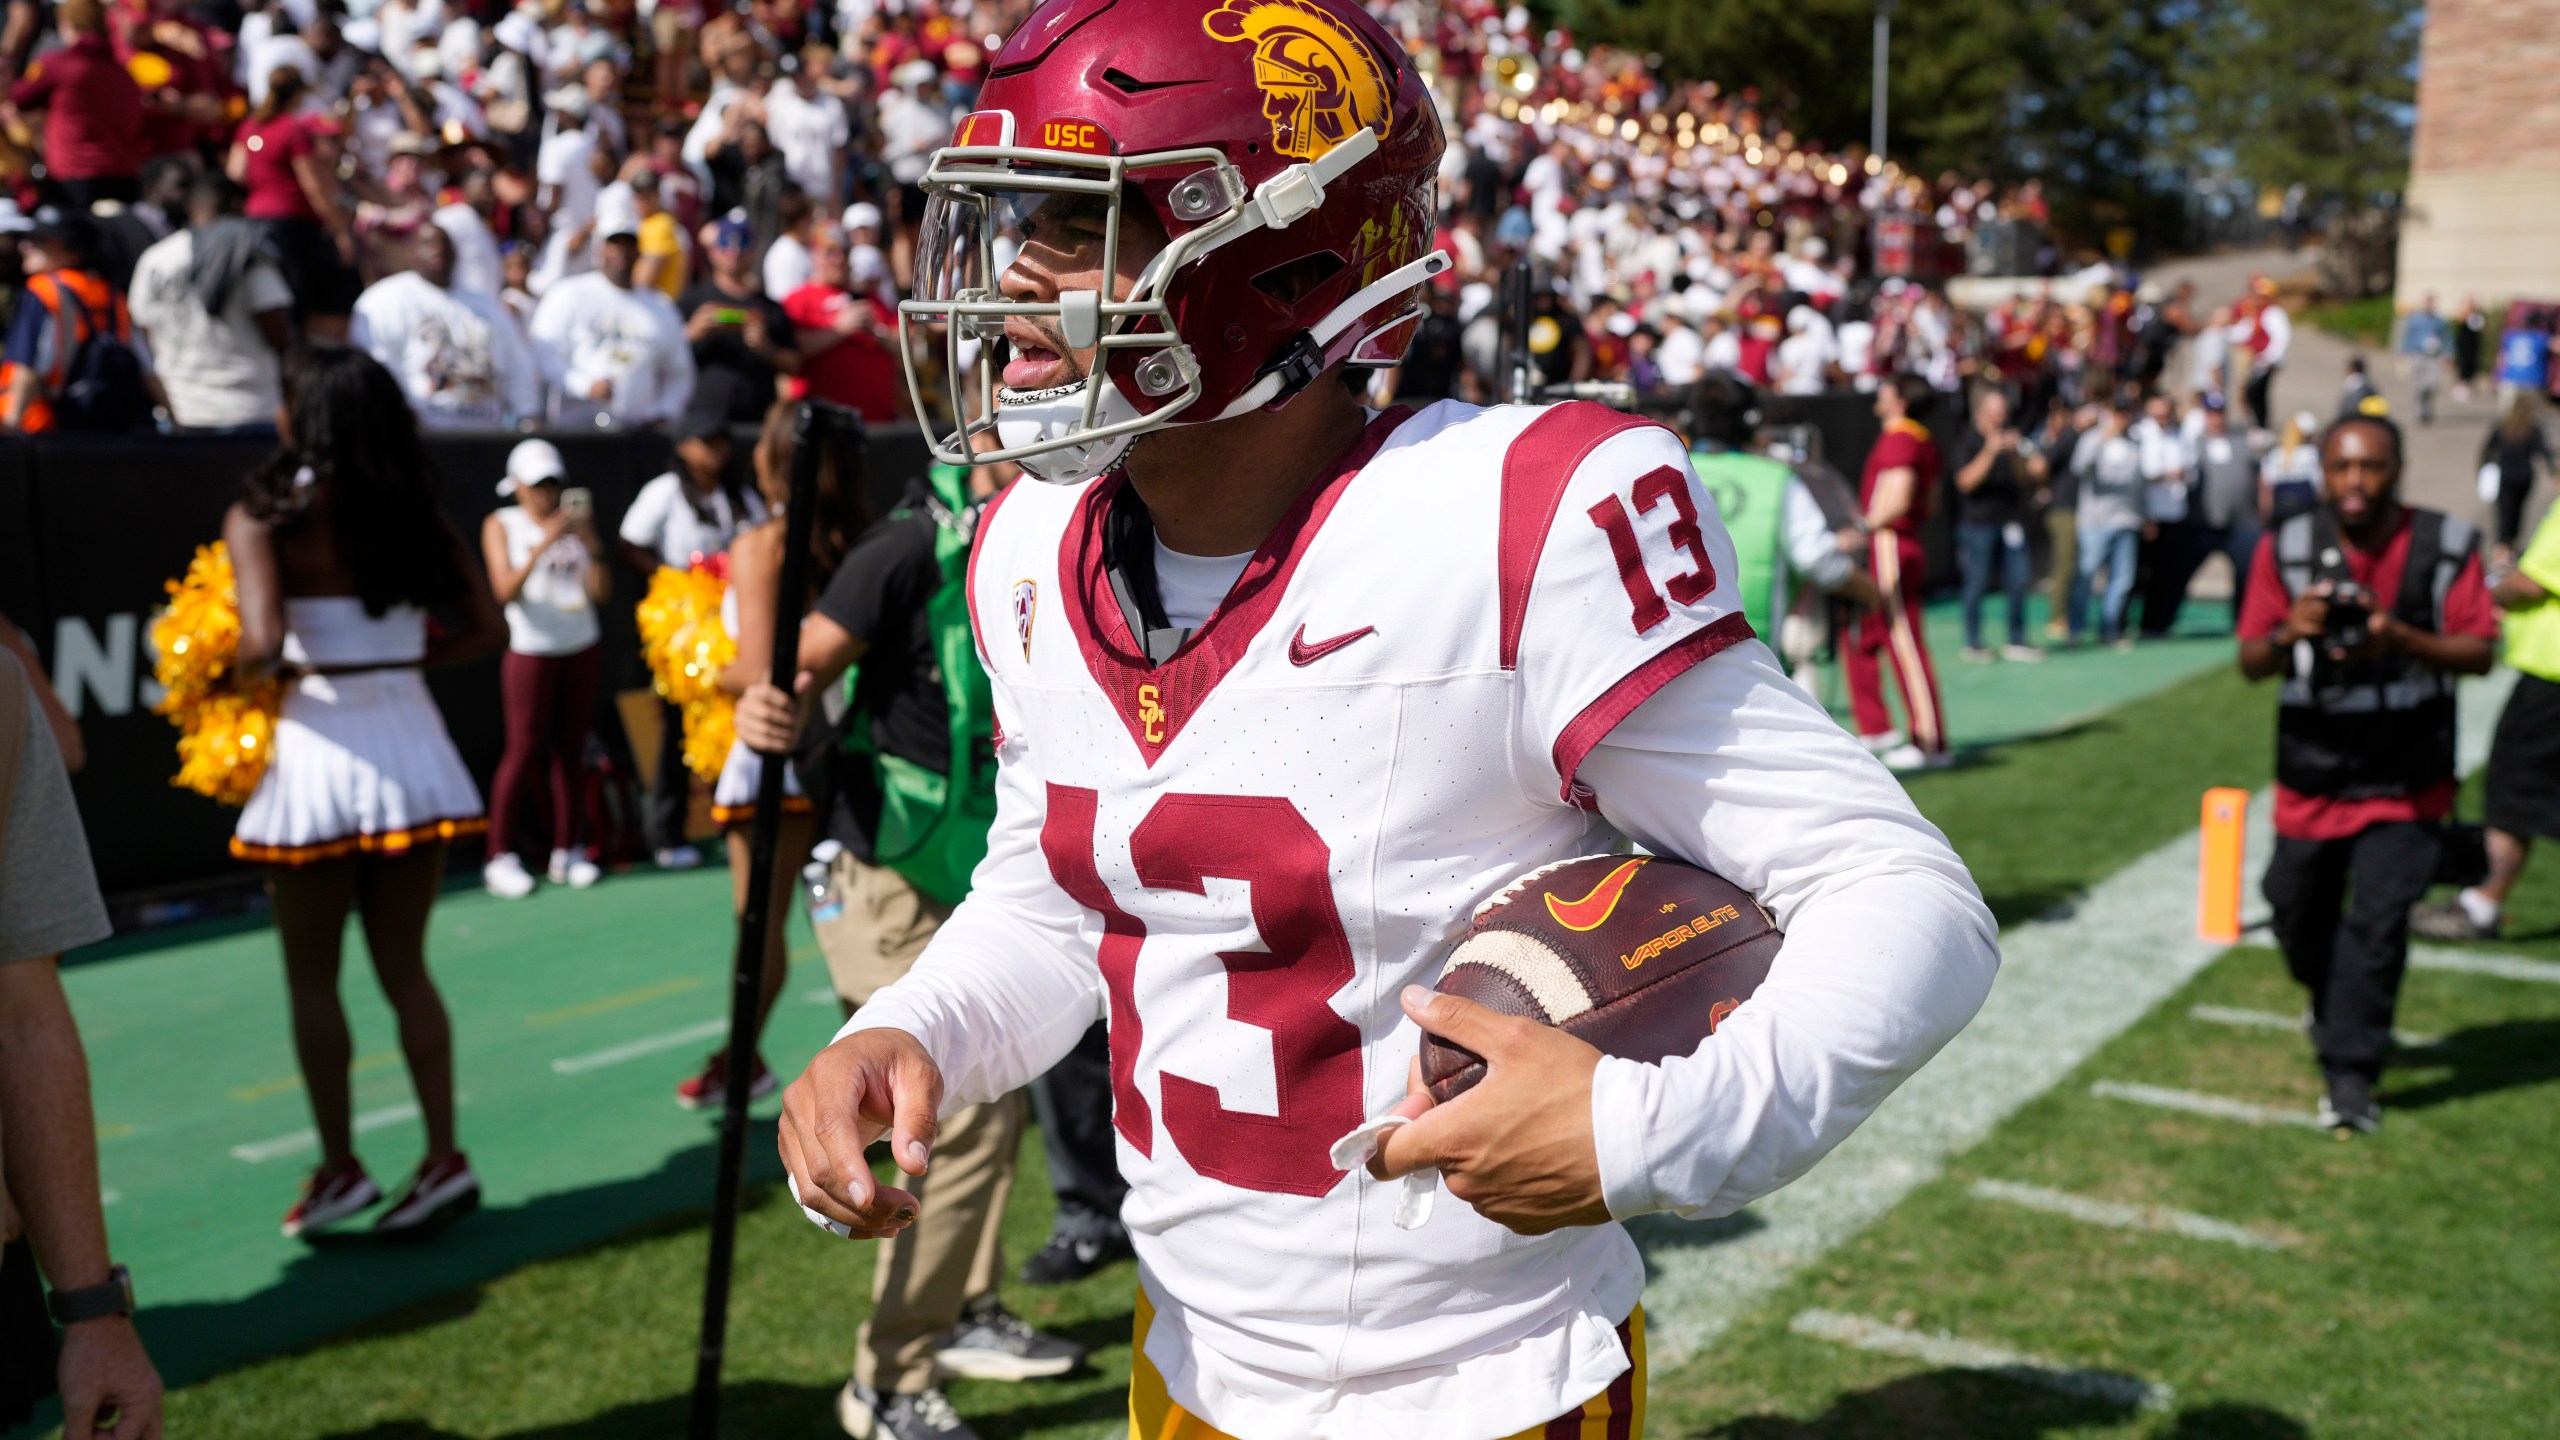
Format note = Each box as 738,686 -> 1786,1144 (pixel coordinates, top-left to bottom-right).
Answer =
1400,984 -> 1531,1057
796,1064 -> 885,1211
886,1048 -> 943,1177
1369,1105 -> 1456,1181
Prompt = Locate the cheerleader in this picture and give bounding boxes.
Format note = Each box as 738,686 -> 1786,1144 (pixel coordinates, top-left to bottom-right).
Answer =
224,344 -> 507,1239
673,397 -> 868,1109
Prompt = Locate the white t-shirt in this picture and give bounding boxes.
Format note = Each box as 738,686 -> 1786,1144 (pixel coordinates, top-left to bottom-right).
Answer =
126,229 -> 293,429
761,233 -> 814,306
836,401 -> 1997,1440
532,122 -> 599,291
527,272 -> 696,426
494,503 -> 600,654
619,470 -> 767,570
432,202 -> 504,299
762,84 -> 850,207
352,270 -> 546,429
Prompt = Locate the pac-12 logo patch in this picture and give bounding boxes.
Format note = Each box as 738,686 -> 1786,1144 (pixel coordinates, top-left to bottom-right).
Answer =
1202,0 -> 1391,162
1011,579 -> 1037,659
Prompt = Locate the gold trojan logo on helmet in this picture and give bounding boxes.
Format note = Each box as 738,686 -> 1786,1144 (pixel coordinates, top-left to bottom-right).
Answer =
1202,0 -> 1391,162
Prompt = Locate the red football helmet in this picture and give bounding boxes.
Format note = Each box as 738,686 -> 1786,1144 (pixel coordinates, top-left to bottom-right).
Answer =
899,0 -> 1448,483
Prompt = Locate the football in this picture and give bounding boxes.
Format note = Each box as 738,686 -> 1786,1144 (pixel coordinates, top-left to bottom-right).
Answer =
1419,854 -> 1782,1103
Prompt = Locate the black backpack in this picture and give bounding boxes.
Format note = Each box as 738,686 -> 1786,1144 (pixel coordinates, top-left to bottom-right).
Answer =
40,275 -> 153,434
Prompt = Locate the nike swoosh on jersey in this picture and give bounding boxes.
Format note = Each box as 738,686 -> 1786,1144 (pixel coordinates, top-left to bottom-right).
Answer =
1544,857 -> 1649,931
1287,624 -> 1377,666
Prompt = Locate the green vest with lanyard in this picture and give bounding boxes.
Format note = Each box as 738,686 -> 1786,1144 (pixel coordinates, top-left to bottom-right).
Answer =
1689,447 -> 1791,640
838,463 -> 998,907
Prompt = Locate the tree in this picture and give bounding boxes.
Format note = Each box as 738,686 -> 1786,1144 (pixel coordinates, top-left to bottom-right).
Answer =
2182,0 -> 2419,210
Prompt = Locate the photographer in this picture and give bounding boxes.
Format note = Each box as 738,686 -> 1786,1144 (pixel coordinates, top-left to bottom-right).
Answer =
2235,413 -> 2498,1133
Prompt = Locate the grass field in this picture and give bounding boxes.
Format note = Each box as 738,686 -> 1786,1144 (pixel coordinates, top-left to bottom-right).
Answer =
42,662 -> 2560,1438
2300,295 -> 2397,351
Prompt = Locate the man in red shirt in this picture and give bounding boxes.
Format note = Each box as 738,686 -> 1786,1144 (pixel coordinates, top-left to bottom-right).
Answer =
2,0 -> 143,209
2236,412 -> 2497,1133
784,220 -> 904,426
1845,371 -> 1949,770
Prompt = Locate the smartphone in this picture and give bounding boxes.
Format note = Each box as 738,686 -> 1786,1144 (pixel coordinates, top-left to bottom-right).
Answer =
711,307 -> 750,326
561,487 -> 593,518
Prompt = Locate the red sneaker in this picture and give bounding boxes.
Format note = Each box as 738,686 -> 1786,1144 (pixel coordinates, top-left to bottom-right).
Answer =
372,1152 -> 481,1238
674,1051 -> 777,1111
282,1157 -> 380,1239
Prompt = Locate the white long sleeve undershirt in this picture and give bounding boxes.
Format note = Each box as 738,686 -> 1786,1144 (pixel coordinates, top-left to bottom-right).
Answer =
838,639 -> 1997,1223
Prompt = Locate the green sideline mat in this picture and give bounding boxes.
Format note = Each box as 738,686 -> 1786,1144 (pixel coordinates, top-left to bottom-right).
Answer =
62,866 -> 840,1388
1809,593 -> 2239,750
51,608 -> 2241,1395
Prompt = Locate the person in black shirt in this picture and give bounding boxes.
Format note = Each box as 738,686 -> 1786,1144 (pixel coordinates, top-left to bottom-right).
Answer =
1946,385 -> 2049,660
741,451 -> 1089,1432
676,209 -> 800,421
1383,283 -> 1463,404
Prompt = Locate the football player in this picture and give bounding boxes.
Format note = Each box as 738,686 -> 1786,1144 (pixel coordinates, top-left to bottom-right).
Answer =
751,2 -> 2000,1435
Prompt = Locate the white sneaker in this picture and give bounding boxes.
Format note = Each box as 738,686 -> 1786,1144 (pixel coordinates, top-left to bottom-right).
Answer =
549,848 -> 602,888
1878,743 -> 1948,773
483,852 -> 537,899
654,845 -> 703,871
1857,730 -> 1906,754
2002,644 -> 2047,664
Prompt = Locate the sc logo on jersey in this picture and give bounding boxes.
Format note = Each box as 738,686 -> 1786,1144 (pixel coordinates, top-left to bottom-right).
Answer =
1203,0 -> 1390,161
1136,683 -> 1167,744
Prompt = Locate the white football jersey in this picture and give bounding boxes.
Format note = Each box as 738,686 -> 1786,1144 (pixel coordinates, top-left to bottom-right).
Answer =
934,400 -> 1753,1435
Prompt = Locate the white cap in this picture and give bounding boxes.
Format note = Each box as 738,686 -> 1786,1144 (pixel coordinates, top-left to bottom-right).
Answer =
593,189 -> 642,240
896,58 -> 938,89
499,438 -> 567,495
842,201 -> 883,233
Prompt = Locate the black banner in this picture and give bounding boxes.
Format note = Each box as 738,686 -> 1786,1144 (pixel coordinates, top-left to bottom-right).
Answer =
7,424 -> 936,899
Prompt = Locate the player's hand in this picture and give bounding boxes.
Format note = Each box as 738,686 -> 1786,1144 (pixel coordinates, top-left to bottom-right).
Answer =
59,1316 -> 164,1440
1369,986 -> 1611,1236
736,671 -> 813,753
778,1028 -> 943,1239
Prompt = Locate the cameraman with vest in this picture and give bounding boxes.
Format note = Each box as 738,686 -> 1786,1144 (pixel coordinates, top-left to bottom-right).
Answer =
2234,412 -> 2498,1133
736,440 -> 1085,1439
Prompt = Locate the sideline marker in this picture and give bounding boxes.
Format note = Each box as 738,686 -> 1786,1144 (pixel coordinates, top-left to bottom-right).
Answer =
2198,787 -> 2248,943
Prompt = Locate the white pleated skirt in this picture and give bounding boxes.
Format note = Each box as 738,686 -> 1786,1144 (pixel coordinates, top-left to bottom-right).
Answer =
710,738 -> 810,827
233,669 -> 486,866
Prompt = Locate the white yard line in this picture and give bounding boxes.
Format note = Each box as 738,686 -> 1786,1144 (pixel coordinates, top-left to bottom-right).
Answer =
229,1102 -> 423,1164
1633,670 -> 2511,1367
2089,1080 -> 2327,1130
1967,1178 -> 2288,1250
2186,1004 -> 2439,1049
2409,947 -> 2560,985
1789,1309 -> 2176,1412
550,1018 -> 731,1075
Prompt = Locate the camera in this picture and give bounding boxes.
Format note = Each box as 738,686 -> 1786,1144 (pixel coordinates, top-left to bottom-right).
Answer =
2323,581 -> 2372,654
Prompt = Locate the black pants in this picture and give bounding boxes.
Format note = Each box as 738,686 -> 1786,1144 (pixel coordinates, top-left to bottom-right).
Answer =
644,696 -> 690,852
2138,516 -> 2203,637
2244,364 -> 2280,431
2263,820 -> 2442,1078
1029,1021 -> 1127,1239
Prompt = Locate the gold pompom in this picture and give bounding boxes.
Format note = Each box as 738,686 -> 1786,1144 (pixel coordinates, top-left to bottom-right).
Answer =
635,564 -> 738,782
151,542 -> 281,806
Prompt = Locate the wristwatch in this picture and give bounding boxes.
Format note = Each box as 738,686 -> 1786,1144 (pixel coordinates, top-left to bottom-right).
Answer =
48,1265 -> 134,1325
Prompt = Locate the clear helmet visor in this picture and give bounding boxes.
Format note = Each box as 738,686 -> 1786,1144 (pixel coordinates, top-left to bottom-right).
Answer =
899,166 -> 1196,485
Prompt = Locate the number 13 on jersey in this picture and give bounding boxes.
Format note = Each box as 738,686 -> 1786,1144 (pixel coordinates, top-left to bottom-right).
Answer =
1041,784 -> 1366,1198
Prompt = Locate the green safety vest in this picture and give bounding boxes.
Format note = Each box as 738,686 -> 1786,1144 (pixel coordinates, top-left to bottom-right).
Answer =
1690,447 -> 1791,640
839,463 -> 998,907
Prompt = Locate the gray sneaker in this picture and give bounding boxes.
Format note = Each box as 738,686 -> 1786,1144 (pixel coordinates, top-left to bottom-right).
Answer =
934,1301 -> 1086,1381
837,1381 -> 980,1440
2410,900 -> 2499,941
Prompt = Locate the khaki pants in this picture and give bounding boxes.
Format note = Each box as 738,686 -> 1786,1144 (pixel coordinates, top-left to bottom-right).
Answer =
818,853 -> 1027,1395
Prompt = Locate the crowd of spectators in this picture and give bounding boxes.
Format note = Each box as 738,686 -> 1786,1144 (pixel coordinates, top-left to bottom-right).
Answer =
0,0 -> 2248,446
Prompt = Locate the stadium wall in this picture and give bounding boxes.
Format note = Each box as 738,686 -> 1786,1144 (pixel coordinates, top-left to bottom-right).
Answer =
2396,0 -> 2560,308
